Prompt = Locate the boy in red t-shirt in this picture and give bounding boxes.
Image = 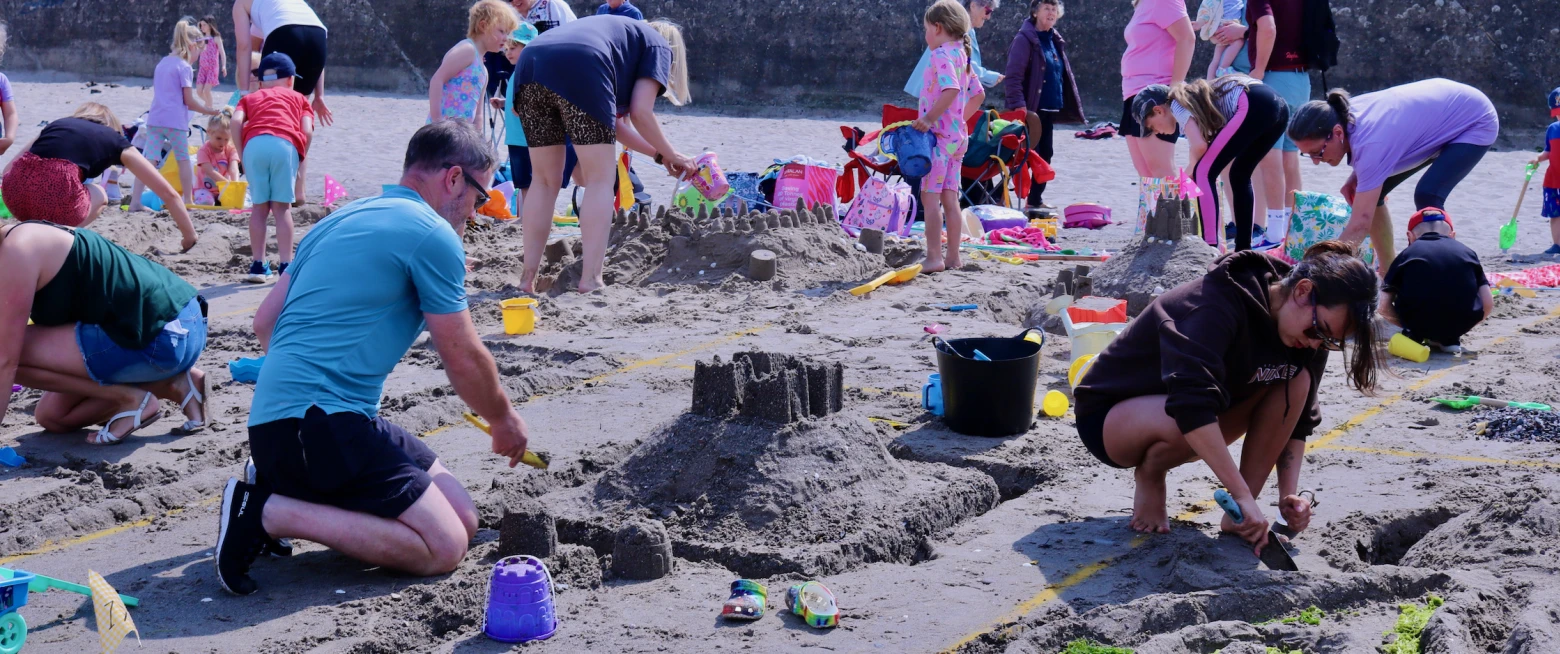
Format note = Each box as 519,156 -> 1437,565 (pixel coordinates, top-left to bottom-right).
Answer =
233,52 -> 315,283
1530,86 -> 1560,256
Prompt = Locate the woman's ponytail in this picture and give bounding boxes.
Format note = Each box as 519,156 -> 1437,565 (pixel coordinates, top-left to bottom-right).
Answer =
1287,87 -> 1354,144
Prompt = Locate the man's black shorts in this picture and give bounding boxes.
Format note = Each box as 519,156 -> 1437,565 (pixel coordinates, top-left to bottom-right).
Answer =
249,406 -> 438,519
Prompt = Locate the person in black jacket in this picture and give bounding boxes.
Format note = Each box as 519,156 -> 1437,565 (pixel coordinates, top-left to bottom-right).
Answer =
1074,241 -> 1382,551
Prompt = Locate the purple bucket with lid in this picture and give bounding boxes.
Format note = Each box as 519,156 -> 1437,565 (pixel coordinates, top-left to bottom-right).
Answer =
484,555 -> 557,643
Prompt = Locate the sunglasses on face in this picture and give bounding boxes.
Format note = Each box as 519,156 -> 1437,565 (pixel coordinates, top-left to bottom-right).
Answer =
1305,292 -> 1346,351
1304,132 -> 1334,163
456,168 -> 490,210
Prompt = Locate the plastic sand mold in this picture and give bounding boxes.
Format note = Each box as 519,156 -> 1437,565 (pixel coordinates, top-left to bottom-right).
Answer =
0,447 -> 24,467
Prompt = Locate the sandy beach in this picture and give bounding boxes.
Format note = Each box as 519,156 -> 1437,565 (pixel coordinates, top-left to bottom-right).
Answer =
2,76 -> 1559,654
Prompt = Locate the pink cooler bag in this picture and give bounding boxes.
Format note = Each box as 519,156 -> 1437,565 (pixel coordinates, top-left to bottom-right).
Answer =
1063,202 -> 1113,229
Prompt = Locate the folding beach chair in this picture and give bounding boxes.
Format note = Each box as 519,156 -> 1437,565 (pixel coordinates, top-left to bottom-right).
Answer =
959,109 -> 1048,208
837,104 -> 920,205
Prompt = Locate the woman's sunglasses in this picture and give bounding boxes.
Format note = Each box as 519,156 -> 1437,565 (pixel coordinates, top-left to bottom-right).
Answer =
1303,132 -> 1334,163
1305,292 -> 1346,351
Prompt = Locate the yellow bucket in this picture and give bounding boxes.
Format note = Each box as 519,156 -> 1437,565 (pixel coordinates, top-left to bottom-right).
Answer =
500,298 -> 537,335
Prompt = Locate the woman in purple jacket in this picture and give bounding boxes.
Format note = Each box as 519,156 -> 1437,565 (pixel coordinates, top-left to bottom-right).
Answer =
1003,0 -> 1085,213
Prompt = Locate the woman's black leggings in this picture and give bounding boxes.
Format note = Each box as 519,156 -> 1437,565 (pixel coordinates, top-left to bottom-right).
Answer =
261,25 -> 328,97
1192,83 -> 1289,251
1025,110 -> 1056,207
1376,142 -> 1489,209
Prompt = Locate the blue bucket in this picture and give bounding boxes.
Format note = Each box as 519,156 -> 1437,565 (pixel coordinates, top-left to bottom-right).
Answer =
882,126 -> 935,180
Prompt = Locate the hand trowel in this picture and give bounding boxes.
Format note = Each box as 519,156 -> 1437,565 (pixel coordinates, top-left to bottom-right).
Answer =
1214,489 -> 1299,571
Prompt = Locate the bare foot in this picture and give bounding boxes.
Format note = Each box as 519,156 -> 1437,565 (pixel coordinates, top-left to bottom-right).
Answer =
1130,465 -> 1171,534
577,279 -> 605,294
944,256 -> 963,270
518,270 -> 539,295
922,257 -> 947,273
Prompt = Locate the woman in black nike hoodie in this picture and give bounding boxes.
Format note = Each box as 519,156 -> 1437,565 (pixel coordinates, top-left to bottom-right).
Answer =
1074,241 -> 1382,550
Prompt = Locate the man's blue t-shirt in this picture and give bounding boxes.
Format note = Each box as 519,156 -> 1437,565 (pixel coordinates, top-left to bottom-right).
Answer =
596,1 -> 644,20
249,186 -> 468,425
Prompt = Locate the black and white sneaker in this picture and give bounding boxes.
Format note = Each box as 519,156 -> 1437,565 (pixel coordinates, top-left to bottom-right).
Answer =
244,458 -> 294,557
216,478 -> 270,596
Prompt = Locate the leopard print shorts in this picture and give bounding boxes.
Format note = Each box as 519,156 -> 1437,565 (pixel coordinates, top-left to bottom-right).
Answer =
514,83 -> 615,147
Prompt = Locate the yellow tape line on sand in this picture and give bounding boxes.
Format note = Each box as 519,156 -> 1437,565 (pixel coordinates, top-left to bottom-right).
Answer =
941,303 -> 1560,653
0,495 -> 222,566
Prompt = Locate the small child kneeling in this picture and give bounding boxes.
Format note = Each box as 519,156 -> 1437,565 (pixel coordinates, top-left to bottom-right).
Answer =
195,108 -> 241,207
1380,208 -> 1493,349
233,52 -> 315,283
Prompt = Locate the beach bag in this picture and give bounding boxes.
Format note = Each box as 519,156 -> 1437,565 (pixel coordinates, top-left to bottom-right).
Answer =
772,161 -> 839,211
688,152 -> 730,201
1064,203 -> 1113,229
970,204 -> 1027,232
843,177 -> 917,237
726,172 -> 768,211
880,125 -> 935,180
1278,190 -> 1374,266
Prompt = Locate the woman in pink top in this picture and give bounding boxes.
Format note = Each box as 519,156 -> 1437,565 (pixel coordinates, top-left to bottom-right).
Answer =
1119,0 -> 1195,178
1287,79 -> 1499,270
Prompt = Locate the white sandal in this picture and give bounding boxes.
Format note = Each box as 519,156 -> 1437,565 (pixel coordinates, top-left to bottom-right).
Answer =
91,392 -> 157,446
176,369 -> 208,434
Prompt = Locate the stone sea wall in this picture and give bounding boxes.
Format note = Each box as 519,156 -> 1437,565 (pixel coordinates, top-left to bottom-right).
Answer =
0,0 -> 1551,126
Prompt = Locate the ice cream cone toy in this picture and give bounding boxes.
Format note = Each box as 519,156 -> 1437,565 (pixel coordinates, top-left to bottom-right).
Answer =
785,581 -> 838,629
720,580 -> 767,621
462,413 -> 550,469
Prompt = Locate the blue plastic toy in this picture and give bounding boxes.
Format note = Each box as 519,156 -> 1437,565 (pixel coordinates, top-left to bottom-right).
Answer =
0,448 -> 23,468
140,190 -> 164,212
921,373 -> 944,416
228,357 -> 264,384
0,567 -> 34,654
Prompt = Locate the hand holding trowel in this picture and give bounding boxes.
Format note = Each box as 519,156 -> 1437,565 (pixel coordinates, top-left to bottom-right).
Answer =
1215,489 -> 1300,571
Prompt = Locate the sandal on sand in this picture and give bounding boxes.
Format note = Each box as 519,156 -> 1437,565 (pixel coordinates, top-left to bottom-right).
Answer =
785,581 -> 839,629
90,392 -> 157,445
175,369 -> 208,434
721,579 -> 767,621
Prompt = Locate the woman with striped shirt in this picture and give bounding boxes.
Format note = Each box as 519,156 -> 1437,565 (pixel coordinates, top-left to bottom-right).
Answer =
1132,75 -> 1288,251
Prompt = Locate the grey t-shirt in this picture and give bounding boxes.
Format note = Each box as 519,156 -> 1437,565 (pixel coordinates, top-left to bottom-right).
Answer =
514,15 -> 672,130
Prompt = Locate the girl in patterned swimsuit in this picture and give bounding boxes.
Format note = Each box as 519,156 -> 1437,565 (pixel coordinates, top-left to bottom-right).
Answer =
428,0 -> 520,135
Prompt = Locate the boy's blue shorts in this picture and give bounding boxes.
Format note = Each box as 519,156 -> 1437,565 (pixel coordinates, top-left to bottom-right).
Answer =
244,134 -> 300,204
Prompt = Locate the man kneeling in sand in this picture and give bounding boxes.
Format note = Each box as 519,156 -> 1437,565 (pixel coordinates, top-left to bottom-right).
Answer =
216,121 -> 531,595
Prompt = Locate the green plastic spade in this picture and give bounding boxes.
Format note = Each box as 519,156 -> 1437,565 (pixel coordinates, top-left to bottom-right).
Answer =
1431,395 -> 1552,412
1500,164 -> 1538,253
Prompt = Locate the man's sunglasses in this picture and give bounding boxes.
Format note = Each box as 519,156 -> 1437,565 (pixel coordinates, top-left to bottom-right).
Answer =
454,167 -> 490,210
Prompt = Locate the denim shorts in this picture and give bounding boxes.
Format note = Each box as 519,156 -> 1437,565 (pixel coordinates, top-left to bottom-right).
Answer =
78,296 -> 207,385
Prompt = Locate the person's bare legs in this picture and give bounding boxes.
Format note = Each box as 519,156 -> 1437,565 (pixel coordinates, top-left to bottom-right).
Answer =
921,190 -> 946,272
1370,204 -> 1396,274
249,201 -> 273,263
260,460 -> 474,575
1127,134 -> 1176,179
1100,390 -> 1268,533
84,182 -> 108,227
294,156 -> 308,205
16,325 -> 161,441
571,143 -> 618,293
177,156 -> 196,206
941,188 -> 962,269
519,145 -> 566,293
276,204 -> 296,266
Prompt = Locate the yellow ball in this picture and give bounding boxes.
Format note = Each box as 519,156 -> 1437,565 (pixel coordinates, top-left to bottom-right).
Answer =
1042,390 -> 1069,417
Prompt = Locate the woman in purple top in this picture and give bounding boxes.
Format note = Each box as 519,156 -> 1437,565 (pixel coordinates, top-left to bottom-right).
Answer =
1003,0 -> 1085,212
1288,79 -> 1498,271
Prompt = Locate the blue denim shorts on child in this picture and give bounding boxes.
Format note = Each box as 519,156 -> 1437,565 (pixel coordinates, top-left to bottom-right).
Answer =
244,134 -> 300,204
77,297 -> 207,385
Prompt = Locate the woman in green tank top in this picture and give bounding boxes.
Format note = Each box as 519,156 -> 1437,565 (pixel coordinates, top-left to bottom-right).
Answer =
0,221 -> 209,445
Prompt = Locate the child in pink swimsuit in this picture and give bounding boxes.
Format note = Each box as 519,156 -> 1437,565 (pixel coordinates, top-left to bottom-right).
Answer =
912,0 -> 985,273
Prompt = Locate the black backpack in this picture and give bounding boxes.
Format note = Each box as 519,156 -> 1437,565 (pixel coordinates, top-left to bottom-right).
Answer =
1301,0 -> 1340,86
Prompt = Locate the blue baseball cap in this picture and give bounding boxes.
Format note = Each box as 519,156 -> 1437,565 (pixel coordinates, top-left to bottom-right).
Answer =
254,52 -> 300,82
1549,86 -> 1560,117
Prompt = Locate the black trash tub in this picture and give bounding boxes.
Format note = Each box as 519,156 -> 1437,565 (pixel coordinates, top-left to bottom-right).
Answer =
933,329 -> 1043,436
